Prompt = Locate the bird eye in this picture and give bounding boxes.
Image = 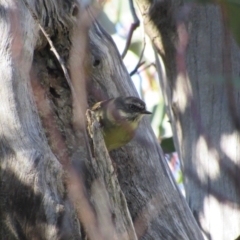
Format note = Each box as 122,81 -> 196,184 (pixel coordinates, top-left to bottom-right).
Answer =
93,58 -> 101,67
128,104 -> 141,112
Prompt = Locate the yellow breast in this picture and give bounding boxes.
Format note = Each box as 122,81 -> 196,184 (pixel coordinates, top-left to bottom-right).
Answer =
103,120 -> 139,151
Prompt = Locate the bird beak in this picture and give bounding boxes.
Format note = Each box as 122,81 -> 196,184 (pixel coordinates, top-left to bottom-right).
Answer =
142,110 -> 152,115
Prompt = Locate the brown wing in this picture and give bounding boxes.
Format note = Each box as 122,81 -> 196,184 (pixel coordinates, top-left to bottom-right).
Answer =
91,101 -> 102,111
91,98 -> 113,111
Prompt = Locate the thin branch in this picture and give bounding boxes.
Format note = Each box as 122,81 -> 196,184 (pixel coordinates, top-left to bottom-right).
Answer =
137,63 -> 156,73
130,38 -> 146,76
130,61 -> 145,76
121,0 -> 140,59
21,0 -> 73,93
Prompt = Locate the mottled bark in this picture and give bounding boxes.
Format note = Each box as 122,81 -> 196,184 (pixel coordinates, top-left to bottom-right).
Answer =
136,0 -> 240,239
183,5 -> 240,240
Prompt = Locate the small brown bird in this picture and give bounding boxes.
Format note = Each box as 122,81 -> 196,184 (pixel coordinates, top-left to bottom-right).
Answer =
91,96 -> 151,151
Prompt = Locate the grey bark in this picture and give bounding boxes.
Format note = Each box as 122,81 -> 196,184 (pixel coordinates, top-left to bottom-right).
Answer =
136,0 -> 240,239
0,0 -> 203,239
183,5 -> 240,240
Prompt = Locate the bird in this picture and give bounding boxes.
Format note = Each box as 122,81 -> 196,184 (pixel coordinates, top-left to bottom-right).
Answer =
91,96 -> 151,151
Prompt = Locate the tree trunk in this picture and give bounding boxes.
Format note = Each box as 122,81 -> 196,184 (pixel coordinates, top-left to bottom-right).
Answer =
183,5 -> 240,240
137,0 -> 240,239
0,0 -> 203,239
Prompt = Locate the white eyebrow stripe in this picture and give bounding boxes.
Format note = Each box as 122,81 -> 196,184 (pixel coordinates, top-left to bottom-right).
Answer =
119,110 -> 128,117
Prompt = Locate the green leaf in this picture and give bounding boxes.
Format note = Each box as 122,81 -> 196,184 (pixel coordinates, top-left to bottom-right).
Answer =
177,171 -> 183,184
160,137 -> 175,154
221,1 -> 240,46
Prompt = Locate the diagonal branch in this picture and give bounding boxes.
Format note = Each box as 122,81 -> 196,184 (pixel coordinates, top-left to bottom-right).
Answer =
121,0 -> 140,59
130,38 -> 146,76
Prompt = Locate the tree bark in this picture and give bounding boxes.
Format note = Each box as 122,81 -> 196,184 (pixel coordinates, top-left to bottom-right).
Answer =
183,5 -> 240,240
136,0 -> 240,239
0,0 -> 204,239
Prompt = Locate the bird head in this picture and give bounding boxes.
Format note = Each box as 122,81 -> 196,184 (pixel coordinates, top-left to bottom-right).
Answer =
114,96 -> 152,122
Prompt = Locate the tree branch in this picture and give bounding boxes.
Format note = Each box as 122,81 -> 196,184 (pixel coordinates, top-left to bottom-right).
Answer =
121,0 -> 140,59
